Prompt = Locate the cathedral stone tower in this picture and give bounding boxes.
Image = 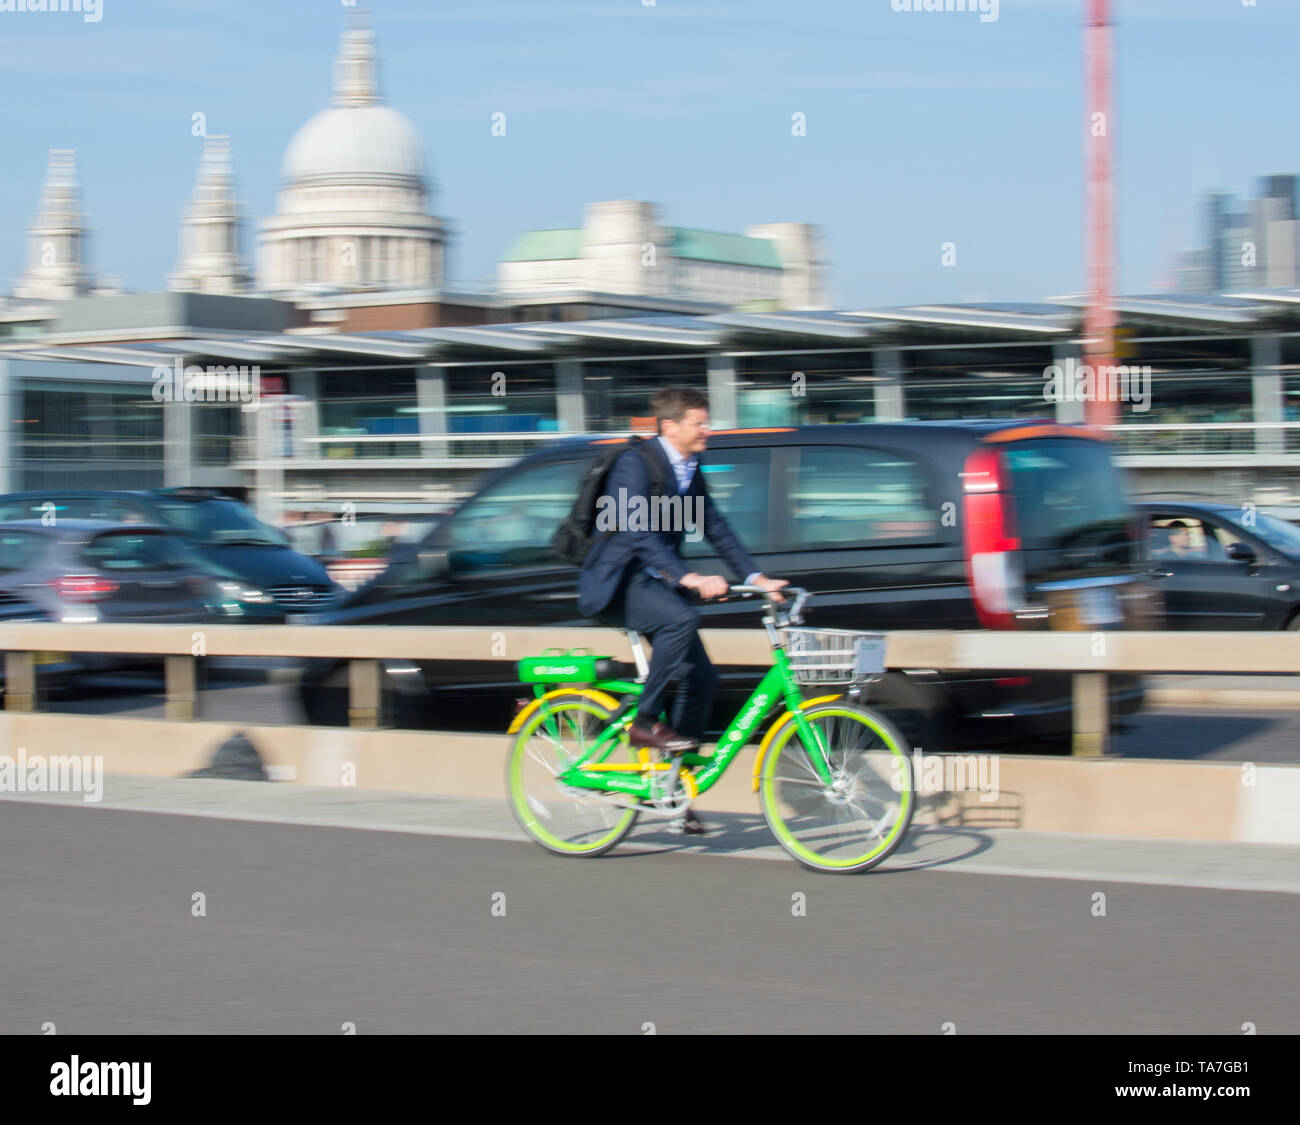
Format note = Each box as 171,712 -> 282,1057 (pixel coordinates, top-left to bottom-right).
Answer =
169,135 -> 251,295
15,149 -> 95,300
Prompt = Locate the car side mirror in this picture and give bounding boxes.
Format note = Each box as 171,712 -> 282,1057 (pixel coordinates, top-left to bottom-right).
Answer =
1226,542 -> 1256,564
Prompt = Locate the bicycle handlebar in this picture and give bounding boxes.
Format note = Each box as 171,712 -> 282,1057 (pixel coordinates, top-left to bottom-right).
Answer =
725,584 -> 810,625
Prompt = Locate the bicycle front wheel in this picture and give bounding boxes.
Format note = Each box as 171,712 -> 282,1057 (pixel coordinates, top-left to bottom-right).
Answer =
759,703 -> 913,873
506,696 -> 640,857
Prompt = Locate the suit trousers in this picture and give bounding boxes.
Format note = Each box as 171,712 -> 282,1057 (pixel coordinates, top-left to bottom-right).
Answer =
596,569 -> 720,740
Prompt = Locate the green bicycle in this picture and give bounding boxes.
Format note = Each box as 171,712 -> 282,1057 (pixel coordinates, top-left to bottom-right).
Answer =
505,585 -> 915,873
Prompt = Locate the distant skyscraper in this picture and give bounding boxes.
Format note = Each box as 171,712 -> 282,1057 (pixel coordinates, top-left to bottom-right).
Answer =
1260,174 -> 1297,219
1174,247 -> 1211,295
1177,178 -> 1300,294
1254,175 -> 1299,289
14,149 -> 95,301
1203,192 -> 1227,293
169,135 -> 251,295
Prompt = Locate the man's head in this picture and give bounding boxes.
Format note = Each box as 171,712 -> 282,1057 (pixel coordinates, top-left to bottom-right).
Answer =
1165,520 -> 1192,554
652,386 -> 711,456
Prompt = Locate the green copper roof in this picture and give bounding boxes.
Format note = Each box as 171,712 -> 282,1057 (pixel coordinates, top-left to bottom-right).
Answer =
501,229 -> 583,262
671,228 -> 782,269
502,224 -> 784,269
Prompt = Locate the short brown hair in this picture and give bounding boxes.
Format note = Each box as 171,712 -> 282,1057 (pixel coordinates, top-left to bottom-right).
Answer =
651,386 -> 709,433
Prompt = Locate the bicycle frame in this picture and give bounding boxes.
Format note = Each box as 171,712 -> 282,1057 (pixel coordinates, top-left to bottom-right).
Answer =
537,641 -> 838,803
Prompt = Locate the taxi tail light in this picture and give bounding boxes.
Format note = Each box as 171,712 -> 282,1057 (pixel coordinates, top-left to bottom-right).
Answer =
961,447 -> 1023,630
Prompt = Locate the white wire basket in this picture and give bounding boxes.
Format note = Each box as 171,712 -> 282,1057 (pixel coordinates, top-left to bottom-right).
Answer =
781,627 -> 888,685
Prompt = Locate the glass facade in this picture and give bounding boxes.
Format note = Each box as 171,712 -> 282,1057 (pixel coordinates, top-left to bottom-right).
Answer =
1108,373 -> 1255,454
193,403 -> 243,466
583,357 -> 706,432
317,367 -> 417,459
904,376 -> 1051,421
444,364 -> 558,431
15,379 -> 163,491
736,352 -> 875,426
310,364 -> 560,459
316,367 -> 417,459
901,344 -> 1057,422
5,330 -> 1299,496
441,363 -> 558,460
1281,373 -> 1300,453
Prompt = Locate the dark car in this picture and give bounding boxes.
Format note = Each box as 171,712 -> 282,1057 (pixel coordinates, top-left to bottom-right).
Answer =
299,420 -> 1151,747
1137,499 -> 1300,629
0,520 -> 247,676
0,488 -> 338,619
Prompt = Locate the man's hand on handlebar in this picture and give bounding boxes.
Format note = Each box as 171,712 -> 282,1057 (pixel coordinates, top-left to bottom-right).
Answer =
750,574 -> 789,603
682,573 -> 789,603
680,572 -> 729,599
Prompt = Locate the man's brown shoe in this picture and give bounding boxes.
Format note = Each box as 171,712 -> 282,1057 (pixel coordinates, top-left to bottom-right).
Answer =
628,722 -> 698,754
669,809 -> 709,836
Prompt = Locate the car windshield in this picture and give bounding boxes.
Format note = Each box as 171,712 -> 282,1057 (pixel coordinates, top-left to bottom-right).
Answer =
438,457 -> 590,571
1223,510 -> 1300,557
153,499 -> 288,547
82,531 -> 190,571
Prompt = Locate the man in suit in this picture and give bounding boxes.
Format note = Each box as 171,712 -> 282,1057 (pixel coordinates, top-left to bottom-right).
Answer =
578,387 -> 787,831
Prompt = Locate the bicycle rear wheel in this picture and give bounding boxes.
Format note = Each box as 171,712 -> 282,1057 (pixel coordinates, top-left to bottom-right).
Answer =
759,702 -> 913,873
506,696 -> 640,857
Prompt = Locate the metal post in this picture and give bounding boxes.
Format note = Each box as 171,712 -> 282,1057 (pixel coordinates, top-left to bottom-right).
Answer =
0,358 -> 12,493
873,349 -> 905,421
289,367 -> 319,460
1252,334 -> 1283,456
4,651 -> 35,712
1053,342 -> 1086,425
164,393 -> 193,488
707,354 -> 738,430
254,398 -> 285,529
348,658 -> 382,729
165,654 -> 197,721
417,364 -> 449,459
1071,672 -> 1109,757
557,361 -> 586,433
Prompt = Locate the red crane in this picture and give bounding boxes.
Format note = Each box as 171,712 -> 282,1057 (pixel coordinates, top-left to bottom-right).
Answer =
1083,0 -> 1117,426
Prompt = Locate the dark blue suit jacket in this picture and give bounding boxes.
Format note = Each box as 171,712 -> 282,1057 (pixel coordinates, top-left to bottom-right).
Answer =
577,439 -> 760,618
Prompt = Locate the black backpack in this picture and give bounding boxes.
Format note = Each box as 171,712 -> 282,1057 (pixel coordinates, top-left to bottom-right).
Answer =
551,437 -> 673,566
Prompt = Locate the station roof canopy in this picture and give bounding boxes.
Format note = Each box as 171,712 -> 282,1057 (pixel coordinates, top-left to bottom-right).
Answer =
393,326 -> 563,353
255,333 -> 432,360
11,342 -> 194,367
7,292 -> 1300,369
514,316 -> 722,348
706,309 -> 882,340
1047,292 -> 1278,328
843,302 -> 1078,335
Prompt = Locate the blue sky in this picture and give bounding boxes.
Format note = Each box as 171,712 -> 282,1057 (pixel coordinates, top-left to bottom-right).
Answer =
0,0 -> 1295,307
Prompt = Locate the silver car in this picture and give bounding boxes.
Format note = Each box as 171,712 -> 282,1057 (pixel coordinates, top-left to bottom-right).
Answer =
0,520 -> 224,676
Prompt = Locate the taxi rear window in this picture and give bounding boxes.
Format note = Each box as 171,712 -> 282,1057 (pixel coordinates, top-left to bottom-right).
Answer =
1004,438 -> 1131,553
